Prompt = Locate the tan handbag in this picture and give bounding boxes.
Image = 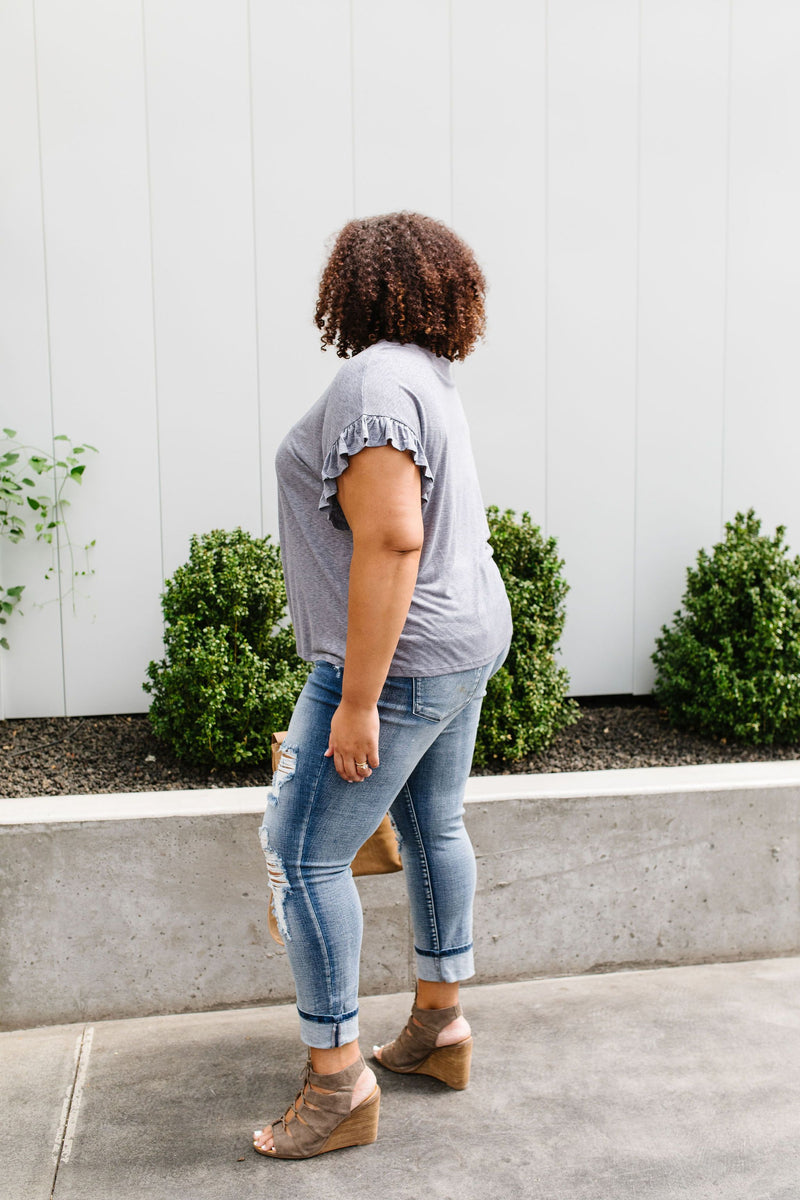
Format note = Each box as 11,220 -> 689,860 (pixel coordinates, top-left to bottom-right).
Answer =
267,731 -> 402,945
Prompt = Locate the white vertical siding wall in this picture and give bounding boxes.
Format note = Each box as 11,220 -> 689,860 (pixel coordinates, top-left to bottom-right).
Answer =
547,0 -> 640,695
452,0 -> 548,524
724,1 -> 800,535
249,0 -> 354,536
2,0 -> 799,718
633,0 -> 730,694
0,0 -> 63,718
143,0 -> 262,579
20,0 -> 163,717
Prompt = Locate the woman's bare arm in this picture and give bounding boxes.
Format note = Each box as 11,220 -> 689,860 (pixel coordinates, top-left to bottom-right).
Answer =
325,443 -> 424,782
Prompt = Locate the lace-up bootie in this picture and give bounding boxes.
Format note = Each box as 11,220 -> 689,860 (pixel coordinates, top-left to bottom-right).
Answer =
373,1000 -> 472,1090
254,1053 -> 380,1159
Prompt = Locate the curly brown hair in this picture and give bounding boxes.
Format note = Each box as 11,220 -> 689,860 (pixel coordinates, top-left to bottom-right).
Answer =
315,212 -> 486,361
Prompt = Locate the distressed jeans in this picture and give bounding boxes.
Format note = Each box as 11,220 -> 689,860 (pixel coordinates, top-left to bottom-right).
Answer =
258,645 -> 508,1049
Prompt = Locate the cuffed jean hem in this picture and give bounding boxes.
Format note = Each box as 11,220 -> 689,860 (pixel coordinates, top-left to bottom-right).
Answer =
414,944 -> 475,983
297,1006 -> 360,1050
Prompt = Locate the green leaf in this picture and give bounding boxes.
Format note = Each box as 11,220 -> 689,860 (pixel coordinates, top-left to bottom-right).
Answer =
53,434 -> 69,441
2,428 -> 17,438
69,465 -> 85,481
6,585 -> 24,598
0,637 -> 9,650
26,496 -> 40,510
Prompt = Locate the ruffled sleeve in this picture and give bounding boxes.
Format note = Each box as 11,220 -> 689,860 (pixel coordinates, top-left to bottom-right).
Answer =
319,414 -> 434,530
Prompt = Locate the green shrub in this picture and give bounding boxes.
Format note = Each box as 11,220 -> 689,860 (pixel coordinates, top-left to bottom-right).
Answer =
652,509 -> 800,744
144,528 -> 310,765
1,428 -> 97,649
474,507 -> 579,767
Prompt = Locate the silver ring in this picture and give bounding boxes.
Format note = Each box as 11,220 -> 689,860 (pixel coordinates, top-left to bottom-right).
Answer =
355,761 -> 369,770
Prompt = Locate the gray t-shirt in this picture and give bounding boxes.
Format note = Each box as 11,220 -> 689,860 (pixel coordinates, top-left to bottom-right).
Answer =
275,340 -> 512,676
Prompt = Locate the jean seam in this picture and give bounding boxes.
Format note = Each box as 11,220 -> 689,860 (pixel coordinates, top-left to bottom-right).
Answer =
295,749 -> 337,1013
397,780 -> 440,956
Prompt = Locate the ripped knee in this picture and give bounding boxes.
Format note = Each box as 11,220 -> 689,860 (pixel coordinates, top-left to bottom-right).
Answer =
388,810 -> 404,855
259,825 -> 292,943
266,743 -> 298,806
260,742 -> 299,942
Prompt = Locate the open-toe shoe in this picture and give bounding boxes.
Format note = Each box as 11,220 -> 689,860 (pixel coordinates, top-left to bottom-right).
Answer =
253,1053 -> 380,1160
373,1000 -> 472,1090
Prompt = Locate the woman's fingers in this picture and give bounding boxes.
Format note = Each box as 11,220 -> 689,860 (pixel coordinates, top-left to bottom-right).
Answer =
325,744 -> 368,782
335,750 -> 372,783
325,702 -> 380,782
335,748 -> 374,782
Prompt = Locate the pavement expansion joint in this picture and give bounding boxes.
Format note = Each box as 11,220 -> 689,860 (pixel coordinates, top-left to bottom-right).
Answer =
49,1024 -> 93,1195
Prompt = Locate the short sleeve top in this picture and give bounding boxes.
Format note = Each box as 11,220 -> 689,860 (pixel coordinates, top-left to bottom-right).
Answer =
275,340 -> 512,676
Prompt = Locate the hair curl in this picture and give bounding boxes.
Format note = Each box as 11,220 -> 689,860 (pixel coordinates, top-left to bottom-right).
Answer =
315,212 -> 486,361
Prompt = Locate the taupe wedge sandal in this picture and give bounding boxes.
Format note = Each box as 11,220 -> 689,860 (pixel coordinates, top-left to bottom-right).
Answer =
253,1053 -> 380,1160
373,1000 -> 473,1090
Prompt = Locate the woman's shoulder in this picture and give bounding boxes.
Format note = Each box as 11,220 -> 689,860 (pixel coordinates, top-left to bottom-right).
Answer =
360,340 -> 453,386
323,343 -> 426,436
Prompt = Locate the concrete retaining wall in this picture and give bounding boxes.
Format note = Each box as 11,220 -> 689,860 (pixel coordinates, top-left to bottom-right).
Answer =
2,762 -> 799,1031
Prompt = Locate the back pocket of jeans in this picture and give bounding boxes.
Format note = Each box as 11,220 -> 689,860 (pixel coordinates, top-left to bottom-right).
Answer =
412,666 -> 485,723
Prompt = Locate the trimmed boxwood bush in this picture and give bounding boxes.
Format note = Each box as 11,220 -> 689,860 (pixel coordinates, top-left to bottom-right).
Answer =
144,528 -> 310,765
473,507 -> 579,767
652,509 -> 800,744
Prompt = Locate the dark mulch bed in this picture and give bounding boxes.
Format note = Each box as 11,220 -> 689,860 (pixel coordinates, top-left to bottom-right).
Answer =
3,698 -> 800,798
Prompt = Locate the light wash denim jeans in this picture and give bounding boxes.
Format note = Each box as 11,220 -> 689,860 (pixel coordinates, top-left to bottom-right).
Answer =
259,645 -> 508,1049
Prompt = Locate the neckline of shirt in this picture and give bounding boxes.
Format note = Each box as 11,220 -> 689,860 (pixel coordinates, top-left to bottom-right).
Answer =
365,339 -> 455,384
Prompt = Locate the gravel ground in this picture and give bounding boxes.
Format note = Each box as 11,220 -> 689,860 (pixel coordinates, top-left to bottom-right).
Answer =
3,698 -> 800,798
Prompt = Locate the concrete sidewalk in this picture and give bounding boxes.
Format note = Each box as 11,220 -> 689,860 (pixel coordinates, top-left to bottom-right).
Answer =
3,957 -> 799,1200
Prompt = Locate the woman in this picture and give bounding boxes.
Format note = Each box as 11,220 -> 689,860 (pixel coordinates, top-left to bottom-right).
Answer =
253,212 -> 512,1159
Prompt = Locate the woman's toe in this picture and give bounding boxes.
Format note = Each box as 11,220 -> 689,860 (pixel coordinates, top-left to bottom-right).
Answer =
253,1125 -> 275,1153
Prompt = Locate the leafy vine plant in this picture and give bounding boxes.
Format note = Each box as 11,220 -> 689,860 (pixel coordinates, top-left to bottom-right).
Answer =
0,427 -> 98,649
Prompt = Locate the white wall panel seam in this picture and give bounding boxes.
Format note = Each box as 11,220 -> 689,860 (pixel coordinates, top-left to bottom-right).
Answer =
448,0 -> 454,227
720,0 -> 734,531
31,0 -> 66,714
349,0 -> 357,214
631,0 -> 643,694
139,0 -> 166,588
245,0 -> 264,538
544,0 -> 549,535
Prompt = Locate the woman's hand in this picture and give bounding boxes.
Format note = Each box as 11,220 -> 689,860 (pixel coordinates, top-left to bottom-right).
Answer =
325,699 -> 380,782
